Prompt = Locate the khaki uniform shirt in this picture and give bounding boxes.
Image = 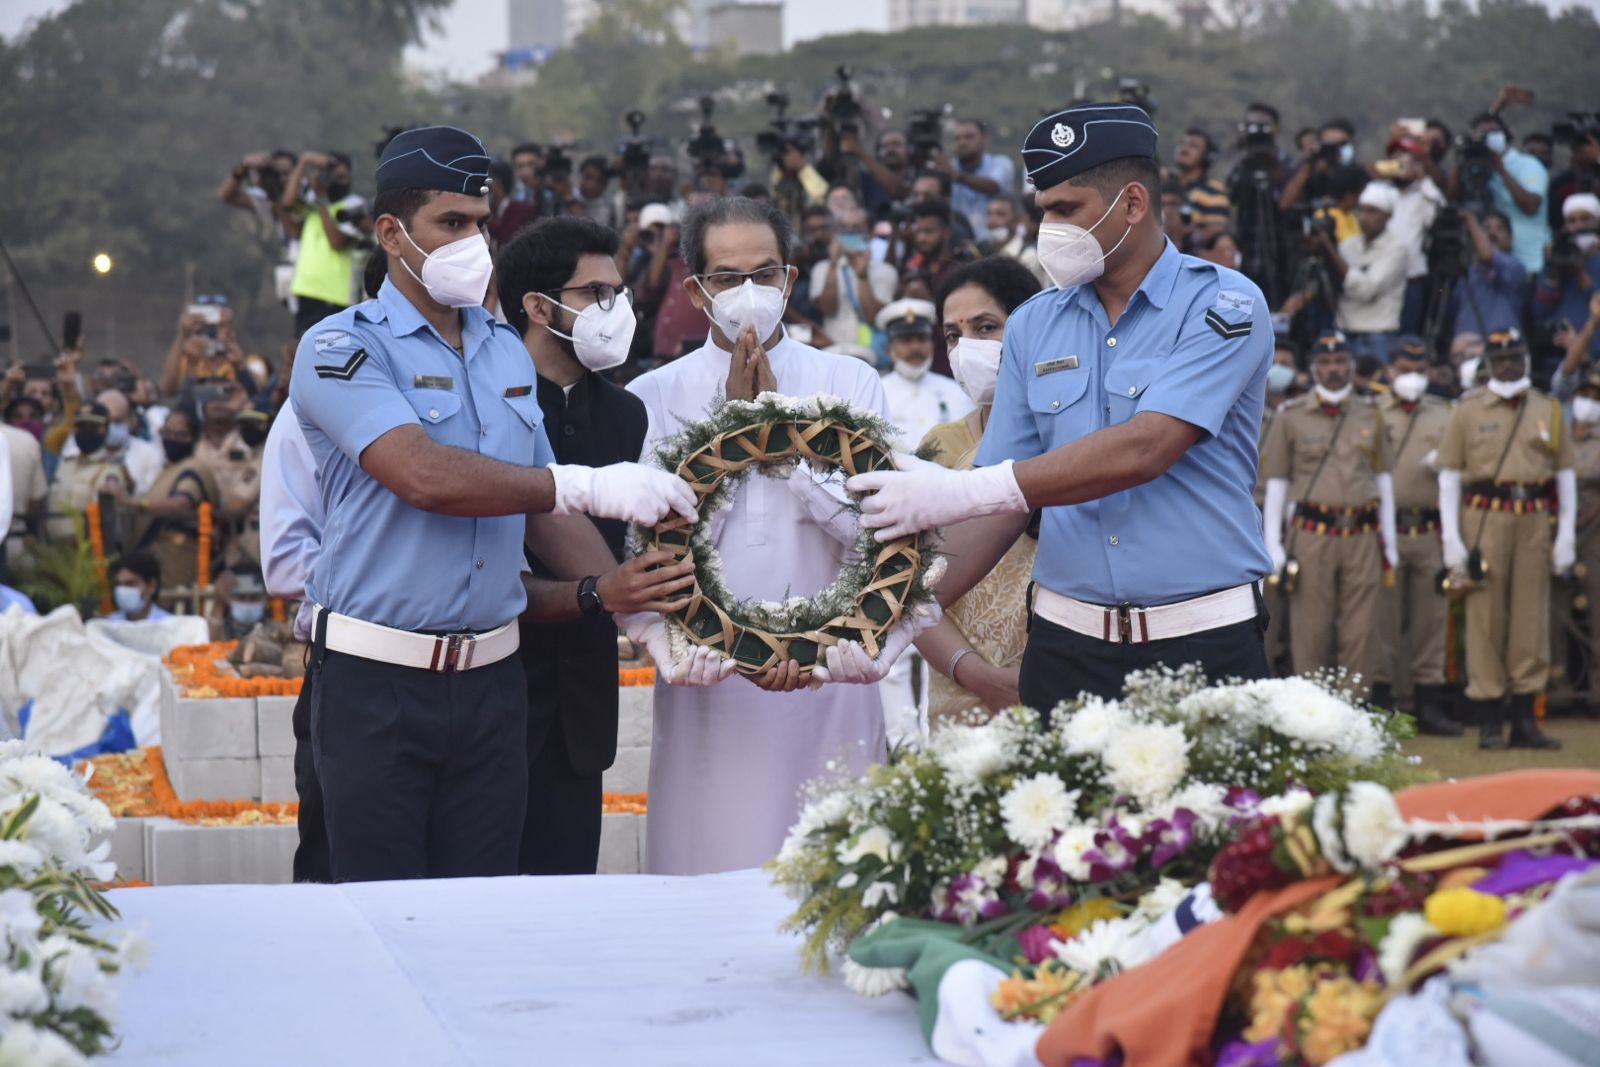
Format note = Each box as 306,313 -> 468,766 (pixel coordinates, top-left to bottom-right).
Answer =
45,451 -> 133,541
1573,422 -> 1600,523
1260,394 -> 1389,507
1379,394 -> 1453,511
1437,388 -> 1575,484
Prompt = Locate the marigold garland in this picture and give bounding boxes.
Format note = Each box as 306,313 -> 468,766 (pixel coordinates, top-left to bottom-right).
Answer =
196,501 -> 213,589
85,499 -> 112,614
164,641 -> 302,697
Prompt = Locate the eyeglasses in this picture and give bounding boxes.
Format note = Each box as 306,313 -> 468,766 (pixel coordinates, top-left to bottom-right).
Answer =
696,266 -> 790,296
542,283 -> 631,312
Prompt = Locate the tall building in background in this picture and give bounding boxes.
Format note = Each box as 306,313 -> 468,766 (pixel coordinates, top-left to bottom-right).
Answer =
889,0 -> 1027,29
509,0 -> 721,51
708,2 -> 785,54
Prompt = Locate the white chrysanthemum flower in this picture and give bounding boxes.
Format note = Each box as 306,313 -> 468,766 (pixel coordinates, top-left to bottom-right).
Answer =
1101,721 -> 1189,807
1053,916 -> 1152,978
1058,698 -> 1130,756
841,957 -> 911,998
0,887 -> 43,941
837,825 -> 900,866
1259,788 -> 1315,821
1248,677 -> 1362,750
1134,878 -> 1190,921
776,790 -> 853,863
0,1020 -> 87,1067
1341,783 -> 1408,869
0,967 -> 48,1018
1000,773 -> 1078,850
932,723 -> 1017,789
1378,912 -> 1437,986
1160,782 -> 1232,834
972,855 -> 1009,886
1051,824 -> 1098,881
1312,793 -> 1354,873
862,881 -> 900,909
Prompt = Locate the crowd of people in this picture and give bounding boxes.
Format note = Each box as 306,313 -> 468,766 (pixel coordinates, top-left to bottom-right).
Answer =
1,80 -> 1596,883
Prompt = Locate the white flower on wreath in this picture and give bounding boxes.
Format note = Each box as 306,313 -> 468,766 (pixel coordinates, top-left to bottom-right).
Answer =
1134,878 -> 1190,922
1259,788 -> 1315,822
932,722 -> 1017,790
1101,721 -> 1190,808
0,887 -> 43,942
1051,824 -> 1099,881
0,1021 -> 86,1067
1244,677 -> 1364,751
1378,912 -> 1438,986
837,825 -> 901,866
1053,915 -> 1151,978
1160,782 -> 1232,835
1312,793 -> 1355,873
862,881 -> 900,909
1000,773 -> 1079,851
1058,698 -> 1130,757
777,790 -> 853,864
0,966 -> 49,1019
1341,782 -> 1409,869
841,957 -> 911,998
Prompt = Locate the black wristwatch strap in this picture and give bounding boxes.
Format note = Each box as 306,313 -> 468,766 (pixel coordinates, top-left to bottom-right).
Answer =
577,575 -> 607,616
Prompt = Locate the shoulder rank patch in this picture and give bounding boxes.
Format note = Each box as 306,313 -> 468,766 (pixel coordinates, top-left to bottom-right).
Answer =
312,330 -> 350,352
314,348 -> 369,381
503,384 -> 533,397
1204,309 -> 1252,340
1215,290 -> 1255,316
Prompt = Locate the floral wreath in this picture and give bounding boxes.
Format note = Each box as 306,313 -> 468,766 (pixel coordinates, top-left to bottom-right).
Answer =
636,392 -> 940,677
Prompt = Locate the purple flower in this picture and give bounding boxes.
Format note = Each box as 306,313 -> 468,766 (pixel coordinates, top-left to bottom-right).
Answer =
1027,856 -> 1074,912
1084,828 -> 1137,882
933,872 -> 1009,925
1223,787 -> 1262,825
1147,808 -> 1198,868
1017,924 -> 1060,965
1215,1036 -> 1280,1067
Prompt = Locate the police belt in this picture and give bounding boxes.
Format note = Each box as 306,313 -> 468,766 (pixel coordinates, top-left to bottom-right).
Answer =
1395,506 -> 1442,533
311,606 -> 519,673
1293,501 -> 1379,536
1464,480 -> 1555,512
1031,583 -> 1259,646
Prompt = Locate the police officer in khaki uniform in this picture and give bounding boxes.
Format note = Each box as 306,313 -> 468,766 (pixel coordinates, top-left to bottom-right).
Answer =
128,409 -> 221,593
45,403 -> 134,542
1261,331 -> 1396,698
216,407 -> 268,566
1553,370 -> 1600,706
1379,337 -> 1461,733
1438,329 -> 1573,750
1257,347 -> 1298,674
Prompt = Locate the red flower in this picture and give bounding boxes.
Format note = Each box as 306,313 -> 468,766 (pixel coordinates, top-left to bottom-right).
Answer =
1262,936 -> 1310,970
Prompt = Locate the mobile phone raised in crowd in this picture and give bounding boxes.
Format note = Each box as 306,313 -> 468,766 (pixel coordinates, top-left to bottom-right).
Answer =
62,310 -> 82,351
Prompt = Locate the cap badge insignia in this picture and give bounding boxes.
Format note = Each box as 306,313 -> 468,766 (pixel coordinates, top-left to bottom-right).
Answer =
1051,123 -> 1076,149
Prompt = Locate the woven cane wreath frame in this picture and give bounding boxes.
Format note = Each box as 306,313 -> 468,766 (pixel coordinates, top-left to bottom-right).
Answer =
640,397 -> 931,677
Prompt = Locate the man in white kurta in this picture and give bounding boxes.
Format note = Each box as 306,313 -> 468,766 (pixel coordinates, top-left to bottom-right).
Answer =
626,200 -> 896,876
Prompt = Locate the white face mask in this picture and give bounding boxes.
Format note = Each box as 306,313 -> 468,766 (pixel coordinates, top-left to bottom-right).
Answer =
1485,131 -> 1508,155
986,225 -> 1014,246
542,291 -> 637,372
1576,232 -> 1600,254
892,356 -> 930,381
1315,383 -> 1352,405
113,585 -> 147,615
1574,397 -> 1600,424
1487,375 -> 1530,400
399,225 -> 494,309
1036,186 -> 1133,290
949,337 -> 1003,404
698,276 -> 789,344
230,601 -> 266,627
1391,372 -> 1429,403
106,422 -> 130,450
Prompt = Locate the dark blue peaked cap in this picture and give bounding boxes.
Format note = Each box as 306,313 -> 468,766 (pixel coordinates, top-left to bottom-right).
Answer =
1022,103 -> 1158,191
375,125 -> 492,196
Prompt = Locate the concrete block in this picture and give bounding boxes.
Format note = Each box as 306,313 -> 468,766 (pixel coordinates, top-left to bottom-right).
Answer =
161,696 -> 258,761
167,756 -> 261,803
103,817 -> 149,883
617,686 -> 654,748
596,812 -> 641,874
259,757 -> 297,803
145,819 -> 295,885
638,814 -> 648,873
601,746 -> 649,794
256,695 -> 298,758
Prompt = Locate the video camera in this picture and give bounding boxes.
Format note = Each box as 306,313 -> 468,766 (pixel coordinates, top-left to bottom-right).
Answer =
1455,128 -> 1496,162
907,108 -> 946,170
1427,205 -> 1470,275
687,96 -> 725,170
1549,229 -> 1589,275
1113,76 -> 1157,117
618,110 -> 652,189
819,66 -> 865,139
754,91 -> 816,162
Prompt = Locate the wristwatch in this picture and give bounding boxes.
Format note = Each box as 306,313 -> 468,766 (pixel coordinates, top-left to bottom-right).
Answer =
577,575 -> 608,617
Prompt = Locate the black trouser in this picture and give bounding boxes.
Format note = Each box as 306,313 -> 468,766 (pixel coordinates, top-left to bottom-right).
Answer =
293,297 -> 345,339
311,646 -> 528,882
518,709 -> 603,875
1019,600 -> 1270,712
290,675 -> 331,883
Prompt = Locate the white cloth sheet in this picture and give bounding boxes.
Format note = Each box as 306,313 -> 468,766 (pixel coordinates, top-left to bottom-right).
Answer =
105,869 -> 930,1067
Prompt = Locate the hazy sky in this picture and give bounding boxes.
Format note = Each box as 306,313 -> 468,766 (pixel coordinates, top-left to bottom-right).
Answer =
0,0 -> 893,82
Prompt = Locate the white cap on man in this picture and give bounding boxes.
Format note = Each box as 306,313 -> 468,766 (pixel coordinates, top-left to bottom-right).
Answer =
1357,183 -> 1399,215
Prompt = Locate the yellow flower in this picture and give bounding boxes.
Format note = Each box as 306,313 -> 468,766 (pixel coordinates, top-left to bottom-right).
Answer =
1424,886 -> 1507,937
1244,966 -> 1315,1042
1051,897 -> 1123,940
991,960 -> 1084,1024
1299,975 -> 1383,1065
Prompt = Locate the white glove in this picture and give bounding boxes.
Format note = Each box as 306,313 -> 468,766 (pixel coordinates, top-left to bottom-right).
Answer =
1442,535 -> 1469,573
634,618 -> 736,687
1266,535 -> 1287,575
549,462 -> 697,525
810,602 -> 942,685
1262,477 -> 1288,575
1553,530 -> 1577,574
1422,448 -> 1439,472
846,455 -> 1027,542
1384,541 -> 1399,571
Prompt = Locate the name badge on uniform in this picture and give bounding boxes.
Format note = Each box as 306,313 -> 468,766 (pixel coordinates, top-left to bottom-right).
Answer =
413,374 -> 453,390
503,384 -> 533,397
1034,355 -> 1079,377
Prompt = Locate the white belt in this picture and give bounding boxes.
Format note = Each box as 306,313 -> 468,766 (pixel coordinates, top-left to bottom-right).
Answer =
1032,583 -> 1259,645
312,606 -> 519,672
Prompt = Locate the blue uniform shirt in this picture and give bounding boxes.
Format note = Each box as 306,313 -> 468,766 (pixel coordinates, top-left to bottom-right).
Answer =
975,240 -> 1273,606
290,277 -> 555,632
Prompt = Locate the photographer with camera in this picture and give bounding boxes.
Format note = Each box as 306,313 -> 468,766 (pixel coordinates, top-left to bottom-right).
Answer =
1448,113 -> 1549,275
1452,210 -> 1527,340
219,149 -> 298,243
1549,117 -> 1600,231
931,119 -> 1015,238
767,135 -> 829,231
1322,183 -> 1409,362
1173,129 -> 1230,233
1535,193 -> 1600,365
281,150 -> 371,336
1227,103 -> 1296,306
1279,119 -> 1359,212
821,127 -> 913,221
